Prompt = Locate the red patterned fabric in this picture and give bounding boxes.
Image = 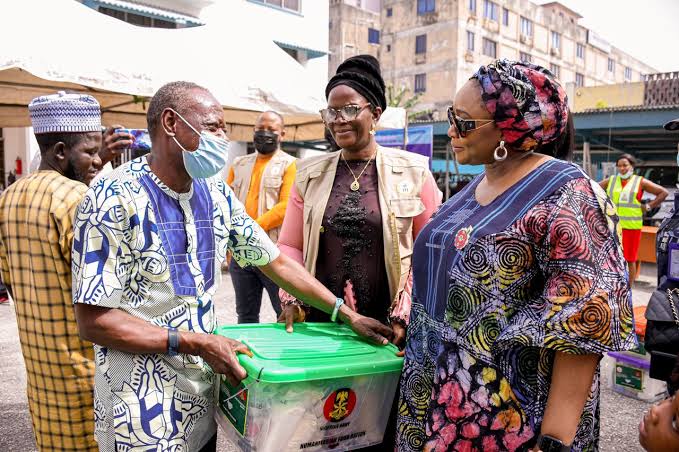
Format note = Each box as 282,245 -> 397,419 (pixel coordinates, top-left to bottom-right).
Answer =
472,59 -> 569,152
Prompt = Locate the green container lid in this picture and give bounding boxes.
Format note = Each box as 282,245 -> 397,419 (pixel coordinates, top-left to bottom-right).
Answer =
213,322 -> 404,383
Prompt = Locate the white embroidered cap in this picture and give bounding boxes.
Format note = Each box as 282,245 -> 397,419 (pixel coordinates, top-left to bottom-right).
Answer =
28,91 -> 102,134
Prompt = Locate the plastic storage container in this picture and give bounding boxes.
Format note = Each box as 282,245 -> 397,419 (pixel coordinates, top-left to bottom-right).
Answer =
609,351 -> 667,403
631,305 -> 648,356
213,323 -> 404,452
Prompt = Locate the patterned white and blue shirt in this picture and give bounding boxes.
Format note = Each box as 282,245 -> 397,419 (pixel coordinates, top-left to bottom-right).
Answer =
72,157 -> 279,451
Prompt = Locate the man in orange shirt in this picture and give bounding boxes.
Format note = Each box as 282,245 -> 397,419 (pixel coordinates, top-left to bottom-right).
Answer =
226,111 -> 296,322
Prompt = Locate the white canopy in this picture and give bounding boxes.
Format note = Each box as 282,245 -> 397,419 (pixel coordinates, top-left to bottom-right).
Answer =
0,0 -> 327,141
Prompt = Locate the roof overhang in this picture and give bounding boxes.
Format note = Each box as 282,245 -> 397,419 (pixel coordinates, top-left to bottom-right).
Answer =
83,0 -> 204,25
573,105 -> 679,159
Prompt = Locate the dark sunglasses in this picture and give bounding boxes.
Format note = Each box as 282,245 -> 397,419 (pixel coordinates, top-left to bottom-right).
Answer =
320,103 -> 372,123
447,106 -> 494,137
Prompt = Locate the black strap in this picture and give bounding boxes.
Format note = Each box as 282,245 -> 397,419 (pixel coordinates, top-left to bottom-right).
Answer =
167,327 -> 180,356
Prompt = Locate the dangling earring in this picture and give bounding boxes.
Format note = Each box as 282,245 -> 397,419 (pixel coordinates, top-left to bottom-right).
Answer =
493,140 -> 508,161
369,122 -> 376,136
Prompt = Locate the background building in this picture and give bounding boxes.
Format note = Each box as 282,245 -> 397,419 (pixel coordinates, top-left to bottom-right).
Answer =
81,0 -> 329,84
236,0 -> 329,86
329,0 -> 381,76
200,0 -> 330,163
0,0 -> 329,188
371,0 -> 657,118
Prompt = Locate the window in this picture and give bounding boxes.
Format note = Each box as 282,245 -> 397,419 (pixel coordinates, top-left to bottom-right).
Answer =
386,7 -> 393,17
550,63 -> 560,78
127,13 -> 152,26
99,6 -> 125,21
251,0 -> 301,12
386,44 -> 392,52
469,0 -> 476,13
414,73 -> 427,93
502,7 -> 509,26
415,34 -> 427,54
576,43 -> 584,59
417,0 -> 435,15
368,28 -> 380,44
608,58 -> 615,72
520,17 -> 533,36
153,18 -> 176,29
625,67 -> 632,80
98,6 -> 176,28
482,38 -> 497,58
519,52 -> 531,62
551,31 -> 561,49
575,72 -> 584,87
283,0 -> 299,10
484,0 -> 498,21
467,31 -> 475,52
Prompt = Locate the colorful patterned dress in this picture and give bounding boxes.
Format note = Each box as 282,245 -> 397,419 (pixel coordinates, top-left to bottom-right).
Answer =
397,159 -> 636,451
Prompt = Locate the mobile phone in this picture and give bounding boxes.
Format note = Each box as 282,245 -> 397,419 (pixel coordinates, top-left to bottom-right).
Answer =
115,128 -> 151,155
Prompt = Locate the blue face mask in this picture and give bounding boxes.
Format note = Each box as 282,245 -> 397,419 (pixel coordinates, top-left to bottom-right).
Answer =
169,109 -> 230,179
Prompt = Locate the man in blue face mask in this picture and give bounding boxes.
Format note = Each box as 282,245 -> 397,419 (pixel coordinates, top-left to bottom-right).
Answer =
70,81 -> 393,452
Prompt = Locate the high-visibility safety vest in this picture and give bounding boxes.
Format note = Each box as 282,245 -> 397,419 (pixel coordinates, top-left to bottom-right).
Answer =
607,174 -> 643,230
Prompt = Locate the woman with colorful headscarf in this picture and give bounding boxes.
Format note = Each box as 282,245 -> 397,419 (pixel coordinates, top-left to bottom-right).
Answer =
397,60 -> 636,451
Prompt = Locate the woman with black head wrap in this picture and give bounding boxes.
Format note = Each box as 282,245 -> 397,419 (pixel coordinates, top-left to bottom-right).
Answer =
276,55 -> 442,446
397,59 -> 636,451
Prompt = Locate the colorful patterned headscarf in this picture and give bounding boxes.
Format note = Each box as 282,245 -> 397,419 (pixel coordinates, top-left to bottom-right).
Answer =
471,59 -> 569,152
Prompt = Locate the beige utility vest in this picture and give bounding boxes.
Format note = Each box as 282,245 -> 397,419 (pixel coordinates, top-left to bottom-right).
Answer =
230,149 -> 296,242
295,145 -> 430,304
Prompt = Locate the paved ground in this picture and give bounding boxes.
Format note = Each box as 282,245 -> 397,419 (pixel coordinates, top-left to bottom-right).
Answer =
0,268 -> 657,451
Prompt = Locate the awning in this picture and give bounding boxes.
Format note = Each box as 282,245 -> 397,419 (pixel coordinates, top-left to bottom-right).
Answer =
0,0 -> 326,142
83,0 -> 204,25
573,104 -> 679,161
274,41 -> 327,60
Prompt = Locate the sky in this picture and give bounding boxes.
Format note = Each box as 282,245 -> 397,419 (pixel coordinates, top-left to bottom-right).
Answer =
537,0 -> 679,72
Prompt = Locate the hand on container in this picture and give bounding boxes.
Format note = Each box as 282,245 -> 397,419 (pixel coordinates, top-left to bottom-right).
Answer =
196,334 -> 253,386
278,304 -> 306,333
342,310 -> 393,346
392,321 -> 406,356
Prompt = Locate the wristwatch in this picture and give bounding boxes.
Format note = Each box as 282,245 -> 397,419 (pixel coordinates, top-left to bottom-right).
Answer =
167,327 -> 180,356
537,434 -> 571,452
330,297 -> 345,322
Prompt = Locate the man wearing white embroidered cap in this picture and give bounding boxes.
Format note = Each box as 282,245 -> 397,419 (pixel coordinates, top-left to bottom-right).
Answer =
27,91 -> 135,185
0,91 -> 105,450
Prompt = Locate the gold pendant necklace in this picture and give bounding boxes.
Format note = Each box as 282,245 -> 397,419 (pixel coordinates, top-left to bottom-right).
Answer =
341,149 -> 376,192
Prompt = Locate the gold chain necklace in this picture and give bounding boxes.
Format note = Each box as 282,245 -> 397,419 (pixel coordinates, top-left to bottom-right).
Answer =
341,149 -> 376,191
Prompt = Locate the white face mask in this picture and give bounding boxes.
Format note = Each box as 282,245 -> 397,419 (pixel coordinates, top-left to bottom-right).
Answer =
168,109 -> 230,179
619,169 -> 633,179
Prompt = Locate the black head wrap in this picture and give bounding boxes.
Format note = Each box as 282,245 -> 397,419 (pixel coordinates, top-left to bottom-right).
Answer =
325,55 -> 387,111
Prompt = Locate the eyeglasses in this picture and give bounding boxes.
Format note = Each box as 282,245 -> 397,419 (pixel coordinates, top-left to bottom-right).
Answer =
320,104 -> 372,123
447,106 -> 494,137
